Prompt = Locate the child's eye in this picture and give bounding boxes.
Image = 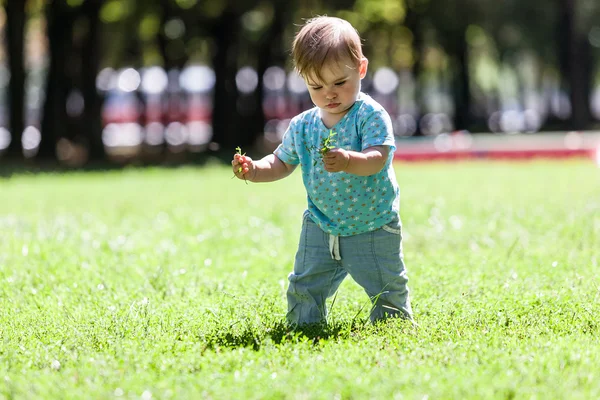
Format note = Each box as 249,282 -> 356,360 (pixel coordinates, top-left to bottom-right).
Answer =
311,86 -> 322,90
335,81 -> 346,86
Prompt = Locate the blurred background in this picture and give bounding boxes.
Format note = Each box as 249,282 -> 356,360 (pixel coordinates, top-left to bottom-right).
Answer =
1,0 -> 600,167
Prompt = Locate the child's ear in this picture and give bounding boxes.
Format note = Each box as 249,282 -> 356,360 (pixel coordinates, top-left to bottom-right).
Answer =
359,58 -> 369,79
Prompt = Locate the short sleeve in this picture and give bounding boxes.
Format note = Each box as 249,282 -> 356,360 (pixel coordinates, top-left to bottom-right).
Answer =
273,117 -> 301,165
360,107 -> 396,153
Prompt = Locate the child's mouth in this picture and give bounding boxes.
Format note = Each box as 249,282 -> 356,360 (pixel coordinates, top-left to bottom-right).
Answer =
327,103 -> 341,109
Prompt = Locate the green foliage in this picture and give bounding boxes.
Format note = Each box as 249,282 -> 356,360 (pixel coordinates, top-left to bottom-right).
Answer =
1,161 -> 600,398
175,0 -> 198,10
355,0 -> 406,24
308,129 -> 337,166
66,0 -> 84,7
100,0 -> 132,24
201,0 -> 227,18
24,0 -> 45,14
234,146 -> 248,184
138,13 -> 161,41
319,130 -> 337,155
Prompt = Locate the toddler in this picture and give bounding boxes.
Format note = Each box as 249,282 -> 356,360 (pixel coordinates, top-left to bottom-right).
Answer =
232,16 -> 413,326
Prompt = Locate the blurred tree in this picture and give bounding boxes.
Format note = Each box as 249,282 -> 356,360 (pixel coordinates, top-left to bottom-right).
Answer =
209,3 -> 244,151
38,0 -> 76,159
5,0 -> 27,160
143,0 -> 283,154
415,0 -> 486,131
557,0 -> 595,129
80,0 -> 105,161
157,0 -> 188,70
202,0 -> 294,153
39,0 -> 106,162
238,0 -> 290,152
4,0 -> 599,167
472,0 -> 599,129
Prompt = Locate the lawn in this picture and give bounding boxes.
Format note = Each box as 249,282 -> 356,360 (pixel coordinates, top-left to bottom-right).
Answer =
1,160 -> 599,399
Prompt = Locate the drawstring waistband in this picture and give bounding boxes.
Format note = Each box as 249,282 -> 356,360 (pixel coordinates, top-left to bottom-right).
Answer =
329,234 -> 341,260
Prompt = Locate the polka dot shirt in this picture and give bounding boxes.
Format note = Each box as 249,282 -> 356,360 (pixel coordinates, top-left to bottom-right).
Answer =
274,93 -> 400,236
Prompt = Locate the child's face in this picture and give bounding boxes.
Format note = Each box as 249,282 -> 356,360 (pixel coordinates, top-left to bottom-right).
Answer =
304,56 -> 368,121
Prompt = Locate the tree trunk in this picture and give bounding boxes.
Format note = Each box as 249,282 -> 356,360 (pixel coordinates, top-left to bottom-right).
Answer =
157,0 -> 174,70
404,4 -> 424,134
210,9 -> 241,153
570,37 -> 592,130
5,0 -> 26,160
245,0 -> 287,150
39,0 -> 74,160
557,0 -> 592,130
453,26 -> 471,131
81,0 -> 105,161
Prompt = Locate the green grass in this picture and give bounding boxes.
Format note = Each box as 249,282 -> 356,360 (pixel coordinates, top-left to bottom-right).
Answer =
1,160 -> 600,399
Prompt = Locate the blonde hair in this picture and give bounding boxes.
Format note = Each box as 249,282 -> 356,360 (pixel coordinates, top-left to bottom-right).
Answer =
292,16 -> 364,83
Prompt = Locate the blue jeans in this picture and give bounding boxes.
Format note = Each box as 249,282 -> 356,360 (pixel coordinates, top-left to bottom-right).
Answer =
286,211 -> 413,326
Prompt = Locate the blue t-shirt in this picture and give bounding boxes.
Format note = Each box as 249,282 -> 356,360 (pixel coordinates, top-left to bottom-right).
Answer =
274,93 -> 400,236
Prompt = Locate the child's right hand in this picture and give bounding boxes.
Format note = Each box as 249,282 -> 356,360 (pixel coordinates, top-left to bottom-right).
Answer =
232,153 -> 254,181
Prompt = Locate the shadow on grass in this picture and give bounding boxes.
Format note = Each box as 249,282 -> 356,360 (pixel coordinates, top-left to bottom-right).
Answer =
202,321 -> 357,351
202,318 -> 416,351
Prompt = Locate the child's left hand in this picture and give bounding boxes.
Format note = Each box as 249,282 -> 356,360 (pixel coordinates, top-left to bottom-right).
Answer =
323,148 -> 350,173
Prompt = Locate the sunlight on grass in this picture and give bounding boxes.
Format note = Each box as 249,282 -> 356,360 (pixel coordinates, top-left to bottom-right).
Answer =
1,161 -> 600,399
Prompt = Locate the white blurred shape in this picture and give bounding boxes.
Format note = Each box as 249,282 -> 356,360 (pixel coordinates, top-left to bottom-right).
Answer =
564,131 -> 583,150
22,126 -> 41,150
488,111 -> 502,133
393,114 -> 417,137
122,123 -> 143,146
372,67 -> 399,95
179,65 -> 215,93
589,26 -> 600,48
264,119 -> 280,143
145,122 -> 165,146
420,113 -> 447,136
500,110 -> 524,133
453,130 -> 473,150
236,66 -> 258,94
187,121 -> 212,146
165,122 -> 188,146
118,68 -> 141,92
0,127 -> 11,150
242,10 -> 267,32
96,67 -> 116,92
102,123 -> 143,147
27,86 -> 41,109
287,72 -> 307,94
66,90 -> 85,117
523,109 -> 541,133
142,67 -> 168,94
434,133 -> 452,152
263,66 -> 286,91
102,123 -> 119,147
276,119 -> 291,139
551,92 -> 571,120
592,88 -> 600,119
164,18 -> 185,39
